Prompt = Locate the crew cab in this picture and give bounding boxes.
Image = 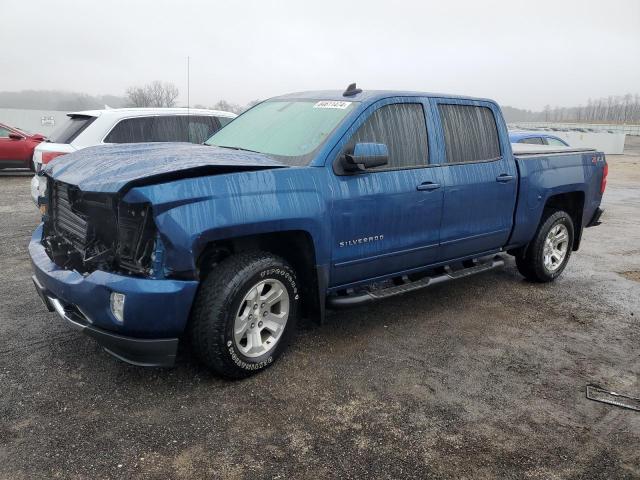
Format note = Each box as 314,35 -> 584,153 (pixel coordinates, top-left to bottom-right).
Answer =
29,86 -> 607,378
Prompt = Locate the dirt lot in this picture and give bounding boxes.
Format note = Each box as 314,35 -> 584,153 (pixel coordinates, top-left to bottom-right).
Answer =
1,140 -> 639,479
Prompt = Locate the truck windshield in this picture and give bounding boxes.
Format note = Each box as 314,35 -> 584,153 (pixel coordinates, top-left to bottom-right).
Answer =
205,100 -> 356,166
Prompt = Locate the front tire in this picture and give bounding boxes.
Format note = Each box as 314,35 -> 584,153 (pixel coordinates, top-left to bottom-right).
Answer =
516,210 -> 574,282
189,251 -> 299,378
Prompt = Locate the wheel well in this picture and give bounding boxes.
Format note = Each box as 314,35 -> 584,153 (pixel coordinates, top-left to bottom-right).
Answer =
544,191 -> 585,250
197,231 -> 322,322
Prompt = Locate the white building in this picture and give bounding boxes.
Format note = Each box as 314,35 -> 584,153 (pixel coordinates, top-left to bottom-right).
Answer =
0,108 -> 69,136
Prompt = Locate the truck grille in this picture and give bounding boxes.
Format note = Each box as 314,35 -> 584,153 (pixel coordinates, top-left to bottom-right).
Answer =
44,179 -> 156,276
51,181 -> 89,250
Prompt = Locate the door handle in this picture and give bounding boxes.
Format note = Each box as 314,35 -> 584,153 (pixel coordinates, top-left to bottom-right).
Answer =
417,182 -> 441,191
496,174 -> 515,183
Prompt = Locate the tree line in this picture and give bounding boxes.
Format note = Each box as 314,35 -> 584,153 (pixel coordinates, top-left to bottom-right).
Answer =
503,94 -> 640,124
0,81 -> 259,113
4,83 -> 638,124
126,82 -> 260,113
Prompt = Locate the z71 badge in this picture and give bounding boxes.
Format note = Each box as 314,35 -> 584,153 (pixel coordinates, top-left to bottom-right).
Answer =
339,235 -> 384,247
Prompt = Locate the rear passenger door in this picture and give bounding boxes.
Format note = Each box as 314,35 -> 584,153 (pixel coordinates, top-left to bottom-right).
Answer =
433,100 -> 517,260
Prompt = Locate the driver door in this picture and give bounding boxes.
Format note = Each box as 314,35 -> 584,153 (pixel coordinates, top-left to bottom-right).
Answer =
329,100 -> 444,287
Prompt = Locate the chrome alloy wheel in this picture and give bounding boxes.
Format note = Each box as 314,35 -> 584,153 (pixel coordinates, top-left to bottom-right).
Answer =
233,279 -> 290,358
543,223 -> 569,272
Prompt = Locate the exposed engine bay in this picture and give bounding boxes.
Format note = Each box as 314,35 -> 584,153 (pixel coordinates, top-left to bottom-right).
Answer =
42,178 -> 157,276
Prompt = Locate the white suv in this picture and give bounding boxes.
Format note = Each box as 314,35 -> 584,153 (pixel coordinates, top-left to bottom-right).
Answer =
31,107 -> 235,203
32,107 -> 236,172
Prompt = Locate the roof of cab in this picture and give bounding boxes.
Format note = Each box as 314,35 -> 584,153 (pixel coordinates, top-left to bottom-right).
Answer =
271,89 -> 496,105
66,107 -> 237,118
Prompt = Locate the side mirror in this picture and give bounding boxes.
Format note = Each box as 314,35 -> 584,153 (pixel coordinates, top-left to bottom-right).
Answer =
342,142 -> 389,172
9,133 -> 23,140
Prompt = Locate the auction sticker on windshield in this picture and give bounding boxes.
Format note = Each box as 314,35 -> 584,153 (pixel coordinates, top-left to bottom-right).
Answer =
313,101 -> 352,109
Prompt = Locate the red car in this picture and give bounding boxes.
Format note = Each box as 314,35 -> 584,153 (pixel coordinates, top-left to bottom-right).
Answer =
0,123 -> 46,170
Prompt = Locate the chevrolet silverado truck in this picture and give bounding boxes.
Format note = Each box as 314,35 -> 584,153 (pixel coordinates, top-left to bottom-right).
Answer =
30,85 -> 607,378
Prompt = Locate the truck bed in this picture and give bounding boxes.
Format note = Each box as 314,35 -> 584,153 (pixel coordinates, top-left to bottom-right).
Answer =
507,145 -> 606,249
511,143 -> 596,156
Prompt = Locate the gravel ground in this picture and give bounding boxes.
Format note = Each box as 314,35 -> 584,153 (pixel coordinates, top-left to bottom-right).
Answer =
1,140 -> 639,479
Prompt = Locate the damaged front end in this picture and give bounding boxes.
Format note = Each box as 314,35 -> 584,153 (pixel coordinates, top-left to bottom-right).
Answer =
42,178 -> 158,277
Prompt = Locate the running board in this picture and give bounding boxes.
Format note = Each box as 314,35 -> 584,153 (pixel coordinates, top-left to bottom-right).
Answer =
327,256 -> 505,308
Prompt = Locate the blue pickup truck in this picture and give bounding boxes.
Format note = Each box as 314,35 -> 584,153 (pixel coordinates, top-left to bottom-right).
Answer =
30,85 -> 607,377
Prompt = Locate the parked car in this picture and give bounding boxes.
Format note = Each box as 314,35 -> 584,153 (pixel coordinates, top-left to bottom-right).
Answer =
0,123 -> 45,170
30,107 -> 236,203
30,87 -> 607,378
509,130 -> 569,147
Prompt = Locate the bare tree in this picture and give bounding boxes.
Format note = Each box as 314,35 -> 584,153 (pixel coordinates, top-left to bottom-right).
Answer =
211,100 -> 243,114
126,81 -> 179,107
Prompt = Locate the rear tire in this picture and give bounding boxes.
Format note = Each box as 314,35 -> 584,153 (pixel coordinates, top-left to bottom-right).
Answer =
516,210 -> 574,282
188,251 -> 299,378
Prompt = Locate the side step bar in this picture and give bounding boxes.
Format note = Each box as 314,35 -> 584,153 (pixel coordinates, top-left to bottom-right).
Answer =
327,256 -> 505,308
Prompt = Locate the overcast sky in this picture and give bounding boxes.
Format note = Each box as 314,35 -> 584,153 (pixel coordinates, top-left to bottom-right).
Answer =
1,0 -> 639,110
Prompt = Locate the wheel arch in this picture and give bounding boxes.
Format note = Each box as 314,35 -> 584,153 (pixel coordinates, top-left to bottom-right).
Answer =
543,191 -> 585,250
197,230 -> 325,324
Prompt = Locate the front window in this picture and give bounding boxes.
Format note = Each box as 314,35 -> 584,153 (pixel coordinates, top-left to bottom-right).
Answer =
12,126 -> 33,136
205,100 -> 356,166
346,103 -> 429,170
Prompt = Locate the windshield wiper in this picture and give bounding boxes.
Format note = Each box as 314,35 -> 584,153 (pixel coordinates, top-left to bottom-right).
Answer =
215,145 -> 262,154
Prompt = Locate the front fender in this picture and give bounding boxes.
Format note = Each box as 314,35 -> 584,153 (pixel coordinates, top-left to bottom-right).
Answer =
124,167 -> 330,276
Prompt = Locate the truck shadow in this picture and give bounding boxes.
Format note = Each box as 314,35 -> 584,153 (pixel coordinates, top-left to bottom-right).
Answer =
64,258 -> 528,389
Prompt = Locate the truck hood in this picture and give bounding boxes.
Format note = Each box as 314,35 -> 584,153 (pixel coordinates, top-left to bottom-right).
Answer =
44,142 -> 287,193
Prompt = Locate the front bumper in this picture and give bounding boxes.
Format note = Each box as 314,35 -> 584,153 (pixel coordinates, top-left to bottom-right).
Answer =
29,224 -> 199,367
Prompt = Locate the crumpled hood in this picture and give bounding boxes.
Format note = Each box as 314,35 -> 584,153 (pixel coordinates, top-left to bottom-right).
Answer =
44,142 -> 287,192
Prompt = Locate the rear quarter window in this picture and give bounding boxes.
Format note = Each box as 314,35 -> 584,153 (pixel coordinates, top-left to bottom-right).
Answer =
186,116 -> 221,143
438,104 -> 501,163
218,116 -> 234,127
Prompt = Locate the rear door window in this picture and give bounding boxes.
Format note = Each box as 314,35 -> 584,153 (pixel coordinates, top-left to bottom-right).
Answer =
438,104 -> 501,163
104,117 -> 155,143
151,116 -> 188,142
48,115 -> 96,144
